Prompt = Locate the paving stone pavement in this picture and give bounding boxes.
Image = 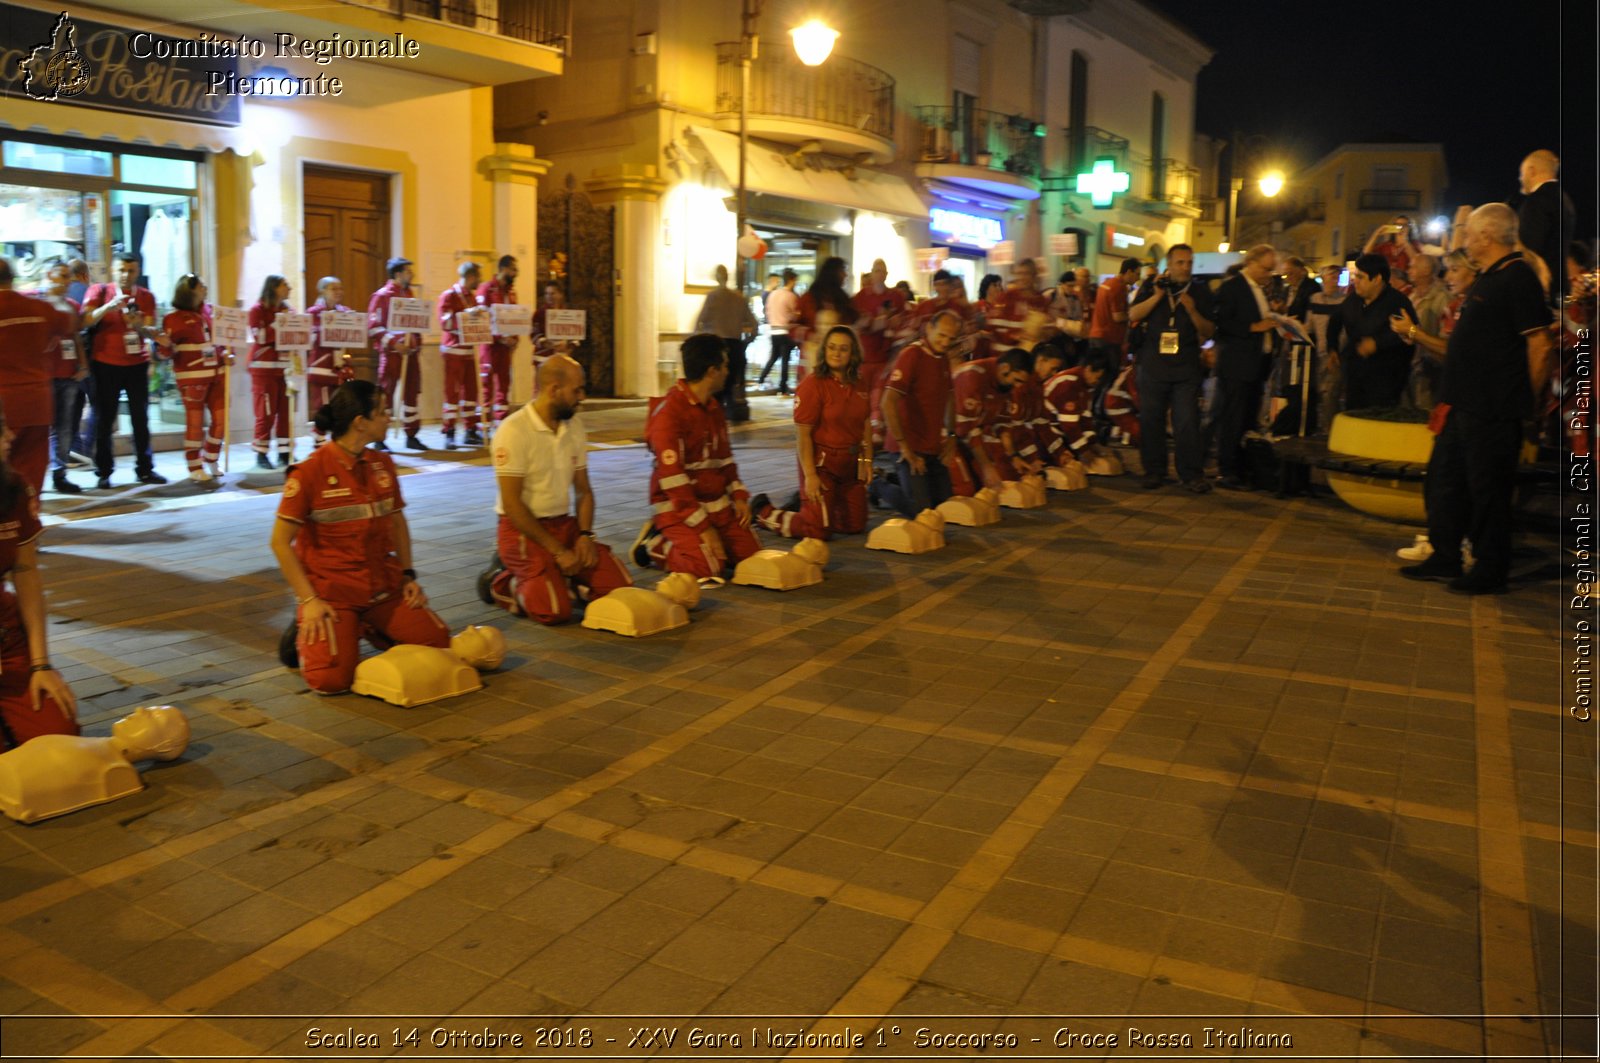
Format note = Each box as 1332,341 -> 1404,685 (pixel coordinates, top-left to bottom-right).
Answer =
0,397 -> 1592,1061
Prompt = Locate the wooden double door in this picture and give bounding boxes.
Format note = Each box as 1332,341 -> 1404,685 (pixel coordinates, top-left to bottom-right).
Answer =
303,165 -> 390,304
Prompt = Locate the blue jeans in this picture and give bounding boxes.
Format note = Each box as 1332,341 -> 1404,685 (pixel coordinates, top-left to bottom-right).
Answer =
51,377 -> 86,473
1138,372 -> 1203,483
880,452 -> 952,518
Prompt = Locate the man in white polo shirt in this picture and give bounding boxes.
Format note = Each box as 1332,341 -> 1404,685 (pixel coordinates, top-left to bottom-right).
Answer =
479,356 -> 631,623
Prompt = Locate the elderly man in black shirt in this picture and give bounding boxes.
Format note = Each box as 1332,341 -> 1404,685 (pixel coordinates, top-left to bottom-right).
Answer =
1210,244 -> 1280,490
1401,203 -> 1553,594
1331,252 -> 1416,410
1127,243 -> 1215,491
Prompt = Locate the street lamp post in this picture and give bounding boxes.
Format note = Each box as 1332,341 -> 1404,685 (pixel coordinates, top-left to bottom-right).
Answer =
1225,176 -> 1242,252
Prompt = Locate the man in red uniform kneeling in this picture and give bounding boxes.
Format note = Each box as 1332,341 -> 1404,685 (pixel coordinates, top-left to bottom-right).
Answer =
634,334 -> 760,580
483,357 -> 631,623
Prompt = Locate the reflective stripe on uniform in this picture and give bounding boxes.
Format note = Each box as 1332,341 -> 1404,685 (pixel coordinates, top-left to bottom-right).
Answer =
307,497 -> 398,524
658,473 -> 691,489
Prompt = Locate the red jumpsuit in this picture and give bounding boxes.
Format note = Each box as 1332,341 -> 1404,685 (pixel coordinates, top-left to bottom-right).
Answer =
759,372 -> 870,540
645,381 -> 760,577
953,358 -> 1018,487
368,280 -> 422,434
476,278 -> 518,424
1043,365 -> 1098,456
248,301 -> 294,458
1104,364 -> 1141,446
306,301 -> 351,442
277,443 -> 449,693
0,488 -> 75,749
162,306 -> 226,474
436,283 -> 481,438
1008,374 -> 1062,467
984,287 -> 1050,352
0,290 -> 72,494
851,285 -> 908,444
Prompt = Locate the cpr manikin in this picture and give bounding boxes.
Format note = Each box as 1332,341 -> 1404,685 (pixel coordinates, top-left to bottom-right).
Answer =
450,625 -> 507,670
866,509 -> 947,554
938,487 -> 1002,526
0,706 -> 189,824
1045,463 -> 1089,491
998,474 -> 1048,508
732,537 -> 828,591
582,572 -> 701,637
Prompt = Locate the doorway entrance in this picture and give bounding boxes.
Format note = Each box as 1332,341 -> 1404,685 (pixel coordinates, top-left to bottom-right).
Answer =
303,165 -> 391,306
742,226 -> 836,391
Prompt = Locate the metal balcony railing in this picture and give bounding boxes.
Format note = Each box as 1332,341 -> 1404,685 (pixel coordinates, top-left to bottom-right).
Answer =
1136,156 -> 1200,207
915,105 -> 1044,179
1280,197 -> 1327,229
1062,125 -> 1130,173
1358,188 -> 1421,211
368,0 -> 570,49
1195,197 -> 1225,224
714,43 -> 895,143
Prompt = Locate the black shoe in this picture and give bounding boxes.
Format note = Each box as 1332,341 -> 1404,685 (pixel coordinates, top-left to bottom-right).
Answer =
1141,474 -> 1163,490
1215,475 -> 1250,491
52,475 -> 82,495
749,492 -> 770,518
255,453 -> 274,471
1182,479 -> 1212,494
868,479 -> 883,509
1448,569 -> 1507,595
463,430 -> 485,447
1400,557 -> 1464,583
276,453 -> 292,468
96,476 -> 112,490
136,471 -> 169,485
630,519 -> 659,570
405,433 -> 424,451
443,434 -> 458,451
779,491 -> 801,513
477,552 -> 505,605
278,618 -> 300,669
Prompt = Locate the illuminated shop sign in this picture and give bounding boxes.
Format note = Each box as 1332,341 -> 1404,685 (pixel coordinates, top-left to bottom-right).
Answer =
1101,223 -> 1146,250
929,207 -> 1002,249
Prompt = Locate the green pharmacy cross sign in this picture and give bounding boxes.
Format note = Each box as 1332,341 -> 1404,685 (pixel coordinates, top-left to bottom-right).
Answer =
1075,157 -> 1130,208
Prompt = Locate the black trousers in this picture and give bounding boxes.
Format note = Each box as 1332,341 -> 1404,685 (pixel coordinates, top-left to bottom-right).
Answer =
1344,351 -> 1409,411
1213,376 -> 1263,478
1138,371 -> 1204,483
716,337 -> 748,415
758,335 -> 796,392
92,361 -> 153,478
1424,412 -> 1521,580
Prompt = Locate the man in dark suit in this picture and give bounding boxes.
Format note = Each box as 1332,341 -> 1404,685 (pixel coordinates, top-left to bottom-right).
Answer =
1514,149 -> 1574,306
1209,244 -> 1279,489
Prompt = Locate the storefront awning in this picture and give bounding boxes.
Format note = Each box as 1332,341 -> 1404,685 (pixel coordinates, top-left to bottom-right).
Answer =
686,126 -> 927,221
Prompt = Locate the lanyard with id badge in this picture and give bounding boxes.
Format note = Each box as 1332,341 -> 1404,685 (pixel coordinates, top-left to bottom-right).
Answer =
1158,290 -> 1184,355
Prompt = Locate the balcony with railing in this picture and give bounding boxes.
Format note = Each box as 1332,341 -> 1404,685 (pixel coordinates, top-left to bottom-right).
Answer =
1358,188 -> 1421,212
1129,156 -> 1201,217
1279,195 -> 1327,231
392,0 -> 569,48
914,105 -> 1044,200
713,43 -> 896,163
1062,126 -> 1131,174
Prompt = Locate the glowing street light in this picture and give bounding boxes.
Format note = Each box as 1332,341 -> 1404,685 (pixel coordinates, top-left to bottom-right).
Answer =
789,19 -> 838,66
1257,170 -> 1284,198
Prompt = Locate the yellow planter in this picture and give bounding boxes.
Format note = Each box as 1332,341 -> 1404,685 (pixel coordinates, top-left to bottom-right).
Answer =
1325,411 -> 1434,524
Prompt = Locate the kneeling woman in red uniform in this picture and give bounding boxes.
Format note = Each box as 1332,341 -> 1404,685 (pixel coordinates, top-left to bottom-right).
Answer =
271,381 -> 449,694
0,401 -> 77,749
753,325 -> 872,539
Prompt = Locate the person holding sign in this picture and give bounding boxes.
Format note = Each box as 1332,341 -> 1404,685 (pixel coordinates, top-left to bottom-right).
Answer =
247,276 -> 297,470
436,262 -> 486,451
476,256 -> 520,427
367,257 -> 424,450
306,277 -> 352,445
270,381 -> 450,694
161,275 -> 232,485
81,253 -> 168,489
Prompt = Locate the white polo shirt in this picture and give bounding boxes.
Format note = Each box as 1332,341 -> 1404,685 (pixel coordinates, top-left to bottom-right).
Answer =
492,403 -> 588,518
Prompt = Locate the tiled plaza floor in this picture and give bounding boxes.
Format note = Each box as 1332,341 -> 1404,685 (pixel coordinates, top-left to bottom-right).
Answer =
0,399 -> 1592,1060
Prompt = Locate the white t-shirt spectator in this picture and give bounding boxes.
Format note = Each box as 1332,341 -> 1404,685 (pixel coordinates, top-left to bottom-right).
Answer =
766,286 -> 798,334
492,404 -> 588,518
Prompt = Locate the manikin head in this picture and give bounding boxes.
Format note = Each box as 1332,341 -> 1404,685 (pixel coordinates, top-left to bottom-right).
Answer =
112,706 -> 189,762
656,572 -> 701,608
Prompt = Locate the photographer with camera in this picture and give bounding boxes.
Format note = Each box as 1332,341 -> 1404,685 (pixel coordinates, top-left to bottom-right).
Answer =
1127,244 -> 1215,492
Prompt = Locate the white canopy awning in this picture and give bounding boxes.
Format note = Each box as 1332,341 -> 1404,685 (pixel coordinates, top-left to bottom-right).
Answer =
686,125 -> 927,221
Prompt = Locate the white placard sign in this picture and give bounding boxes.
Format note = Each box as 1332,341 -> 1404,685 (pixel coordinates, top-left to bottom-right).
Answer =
386,297 -> 430,333
491,303 -> 532,337
544,309 -> 587,342
1048,232 -> 1080,257
275,311 -> 311,351
320,311 -> 369,349
211,305 -> 249,348
457,307 -> 493,347
987,240 -> 1016,268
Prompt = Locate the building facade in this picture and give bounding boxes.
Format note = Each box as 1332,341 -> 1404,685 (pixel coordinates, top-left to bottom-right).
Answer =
495,0 -> 1210,397
0,0 -> 566,444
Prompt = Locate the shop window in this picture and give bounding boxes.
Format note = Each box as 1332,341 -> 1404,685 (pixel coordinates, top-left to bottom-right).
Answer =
0,185 -> 86,289
108,190 -> 195,310
3,140 -> 113,177
121,154 -> 197,190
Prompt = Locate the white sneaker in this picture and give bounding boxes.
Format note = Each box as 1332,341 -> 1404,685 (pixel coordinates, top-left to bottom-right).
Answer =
1396,534 -> 1433,562
190,469 -> 213,484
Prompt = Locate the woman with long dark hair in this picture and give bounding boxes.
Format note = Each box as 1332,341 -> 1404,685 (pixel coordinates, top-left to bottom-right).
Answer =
248,274 -> 295,470
270,380 -> 449,694
164,274 -> 232,484
0,399 -> 77,749
791,256 -> 854,389
750,324 -> 872,539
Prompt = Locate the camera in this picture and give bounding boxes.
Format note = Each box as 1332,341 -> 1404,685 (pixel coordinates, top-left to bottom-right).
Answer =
1155,275 -> 1181,293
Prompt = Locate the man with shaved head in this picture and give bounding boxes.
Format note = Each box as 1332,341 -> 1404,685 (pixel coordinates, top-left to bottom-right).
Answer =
481,355 -> 631,623
1515,149 -> 1574,306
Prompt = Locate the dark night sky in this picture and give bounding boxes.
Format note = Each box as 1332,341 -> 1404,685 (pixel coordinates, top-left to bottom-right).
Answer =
1141,0 -> 1597,243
